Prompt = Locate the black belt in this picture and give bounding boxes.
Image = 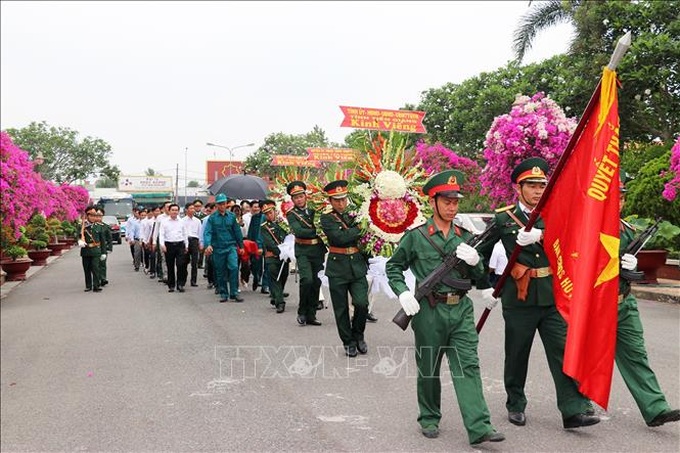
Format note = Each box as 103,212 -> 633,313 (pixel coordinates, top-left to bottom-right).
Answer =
189,236 -> 200,241
165,241 -> 184,245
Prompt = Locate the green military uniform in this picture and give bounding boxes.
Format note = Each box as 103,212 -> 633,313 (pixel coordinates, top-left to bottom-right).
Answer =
478,158 -> 590,419
97,214 -> 113,286
286,181 -> 327,325
617,221 -> 676,425
80,215 -> 106,292
386,170 -> 499,445
261,202 -> 290,312
319,180 -> 369,355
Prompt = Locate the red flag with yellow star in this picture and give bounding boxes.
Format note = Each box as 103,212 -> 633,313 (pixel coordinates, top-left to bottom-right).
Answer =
542,67 -> 620,410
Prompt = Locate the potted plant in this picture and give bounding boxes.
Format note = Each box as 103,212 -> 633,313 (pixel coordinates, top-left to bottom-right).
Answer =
624,216 -> 680,283
60,220 -> 77,246
46,217 -> 67,256
0,245 -> 33,281
24,214 -> 52,265
27,240 -> 51,266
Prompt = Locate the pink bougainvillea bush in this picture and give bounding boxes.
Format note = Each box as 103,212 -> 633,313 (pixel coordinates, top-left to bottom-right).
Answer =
480,92 -> 577,207
414,141 -> 481,194
1,131 -> 90,245
662,136 -> 680,202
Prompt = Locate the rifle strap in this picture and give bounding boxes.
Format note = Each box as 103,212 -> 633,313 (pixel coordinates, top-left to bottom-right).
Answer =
416,225 -> 447,259
506,210 -> 525,229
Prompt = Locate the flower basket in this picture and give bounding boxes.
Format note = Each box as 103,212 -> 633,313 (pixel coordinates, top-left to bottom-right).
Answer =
27,249 -> 51,266
0,257 -> 33,281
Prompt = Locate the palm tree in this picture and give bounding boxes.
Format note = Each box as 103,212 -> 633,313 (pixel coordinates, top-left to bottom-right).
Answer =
513,0 -> 582,62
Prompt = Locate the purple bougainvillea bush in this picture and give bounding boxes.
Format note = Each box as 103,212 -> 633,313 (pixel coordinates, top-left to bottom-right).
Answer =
662,136 -> 680,202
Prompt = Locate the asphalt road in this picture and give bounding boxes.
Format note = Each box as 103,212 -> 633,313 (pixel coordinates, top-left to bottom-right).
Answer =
1,246 -> 679,452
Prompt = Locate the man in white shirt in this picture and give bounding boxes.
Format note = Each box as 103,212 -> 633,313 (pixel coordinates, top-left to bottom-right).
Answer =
183,202 -> 203,287
159,203 -> 188,293
143,205 -> 161,279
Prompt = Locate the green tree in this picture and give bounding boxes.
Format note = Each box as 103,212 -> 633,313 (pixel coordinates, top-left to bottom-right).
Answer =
187,180 -> 199,188
244,125 -> 340,177
624,150 -> 679,227
5,121 -> 120,184
145,168 -> 159,176
95,176 -> 118,188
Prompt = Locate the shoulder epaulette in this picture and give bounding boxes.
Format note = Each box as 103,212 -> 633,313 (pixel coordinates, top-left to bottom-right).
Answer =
407,221 -> 427,231
494,204 -> 515,213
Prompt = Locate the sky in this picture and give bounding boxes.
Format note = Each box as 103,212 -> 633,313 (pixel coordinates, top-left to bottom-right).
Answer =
1,1 -> 573,186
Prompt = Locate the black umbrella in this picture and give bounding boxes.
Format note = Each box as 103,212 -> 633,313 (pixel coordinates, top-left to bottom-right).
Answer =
208,174 -> 269,200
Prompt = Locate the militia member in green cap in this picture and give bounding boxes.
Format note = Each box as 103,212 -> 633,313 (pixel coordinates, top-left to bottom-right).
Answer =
79,205 -> 107,292
286,181 -> 327,326
614,177 -> 680,427
386,170 -> 505,446
260,199 -> 290,313
478,157 -> 600,429
319,180 -> 369,357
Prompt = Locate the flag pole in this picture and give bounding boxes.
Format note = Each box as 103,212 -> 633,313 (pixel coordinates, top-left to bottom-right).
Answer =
477,32 -> 632,333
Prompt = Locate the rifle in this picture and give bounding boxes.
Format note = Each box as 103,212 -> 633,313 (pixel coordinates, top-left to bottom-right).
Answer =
392,221 -> 496,331
620,217 -> 662,281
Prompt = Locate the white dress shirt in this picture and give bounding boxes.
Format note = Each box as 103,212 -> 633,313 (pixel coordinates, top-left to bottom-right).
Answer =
159,216 -> 188,248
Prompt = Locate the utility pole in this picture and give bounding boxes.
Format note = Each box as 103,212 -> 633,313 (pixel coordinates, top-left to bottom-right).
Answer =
175,163 -> 179,204
184,147 -> 188,205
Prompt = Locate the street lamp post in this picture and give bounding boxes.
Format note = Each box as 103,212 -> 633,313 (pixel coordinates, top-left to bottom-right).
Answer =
206,142 -> 255,177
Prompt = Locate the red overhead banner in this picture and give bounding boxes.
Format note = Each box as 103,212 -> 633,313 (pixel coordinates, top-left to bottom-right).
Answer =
206,160 -> 244,185
271,155 -> 320,167
307,148 -> 357,162
339,106 -> 426,133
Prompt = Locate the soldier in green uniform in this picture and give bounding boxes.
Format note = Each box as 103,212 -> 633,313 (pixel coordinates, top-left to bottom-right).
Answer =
386,170 -> 504,446
79,206 -> 106,293
478,157 -> 599,429
260,199 -> 290,313
615,178 -> 680,427
96,208 -> 113,287
319,180 -> 369,358
286,181 -> 327,326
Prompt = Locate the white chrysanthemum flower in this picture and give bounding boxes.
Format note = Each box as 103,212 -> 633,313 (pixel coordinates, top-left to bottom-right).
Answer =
374,170 -> 407,199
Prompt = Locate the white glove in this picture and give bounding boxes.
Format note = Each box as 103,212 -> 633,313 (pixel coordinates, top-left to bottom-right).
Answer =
100,254 -> 107,261
621,253 -> 637,271
516,228 -> 543,246
398,291 -> 421,316
481,288 -> 499,310
78,239 -> 87,248
455,243 -> 480,266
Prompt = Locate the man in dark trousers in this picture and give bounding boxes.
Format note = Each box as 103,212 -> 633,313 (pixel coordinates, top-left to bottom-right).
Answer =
285,181 -> 326,326
616,178 -> 680,427
319,180 -> 369,357
79,206 -> 106,293
478,157 -> 600,430
260,199 -> 290,313
386,170 -> 504,445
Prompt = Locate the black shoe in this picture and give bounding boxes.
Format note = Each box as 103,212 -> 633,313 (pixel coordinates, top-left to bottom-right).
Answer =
297,315 -> 306,325
344,345 -> 358,357
357,341 -> 368,354
149,274 -> 156,279
230,296 -> 244,302
471,431 -> 505,445
366,312 -> 378,323
421,425 -> 439,439
260,289 -> 270,295
134,267 -> 139,272
276,304 -> 285,313
283,292 -> 289,298
190,283 -> 198,287
647,409 -> 680,427
219,297 -> 229,303
317,301 -> 325,310
101,280 -> 108,286
252,281 -> 259,291
508,411 -> 526,426
177,287 -> 185,293
563,413 -> 600,429
306,319 -> 322,326
93,288 -> 102,292
214,288 -> 219,295
207,283 -> 214,289
168,288 -> 175,293
84,288 -> 92,292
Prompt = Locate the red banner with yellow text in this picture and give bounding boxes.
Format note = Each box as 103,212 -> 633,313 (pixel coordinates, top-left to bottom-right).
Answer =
339,106 -> 426,133
307,148 -> 357,162
542,67 -> 620,410
270,155 -> 320,168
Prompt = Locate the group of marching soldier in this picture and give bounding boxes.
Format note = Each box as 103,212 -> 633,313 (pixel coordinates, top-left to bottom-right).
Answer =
78,157 -> 679,446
